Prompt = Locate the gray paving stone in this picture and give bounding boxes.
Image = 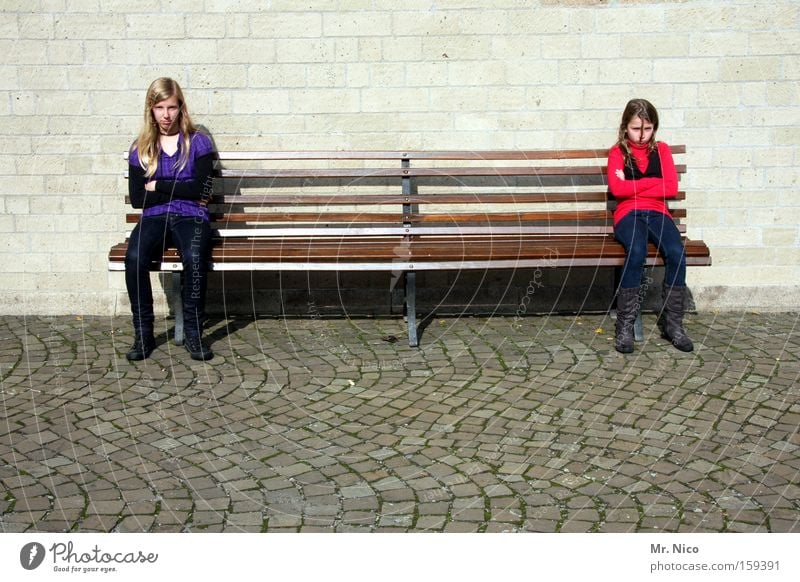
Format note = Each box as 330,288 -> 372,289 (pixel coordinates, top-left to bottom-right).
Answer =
443,521 -> 481,532
0,314 -> 797,532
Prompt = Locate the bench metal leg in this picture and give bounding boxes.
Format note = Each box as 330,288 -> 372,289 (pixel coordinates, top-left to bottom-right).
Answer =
405,272 -> 419,347
634,312 -> 643,342
172,272 -> 184,346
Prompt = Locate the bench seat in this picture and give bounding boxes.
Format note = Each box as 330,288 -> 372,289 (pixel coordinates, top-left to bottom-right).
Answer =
109,236 -> 711,269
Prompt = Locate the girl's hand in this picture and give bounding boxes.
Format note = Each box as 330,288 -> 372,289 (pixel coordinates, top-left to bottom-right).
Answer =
144,180 -> 157,192
615,169 -> 625,181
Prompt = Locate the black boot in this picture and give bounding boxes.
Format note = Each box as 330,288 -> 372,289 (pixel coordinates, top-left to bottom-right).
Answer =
185,334 -> 213,361
126,332 -> 156,361
615,286 -> 641,354
661,285 -> 694,352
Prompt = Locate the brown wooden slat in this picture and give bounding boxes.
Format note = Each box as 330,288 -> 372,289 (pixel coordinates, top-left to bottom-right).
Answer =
109,242 -> 709,261
112,234 -> 709,249
222,192 -> 686,204
224,193 -> 609,205
408,209 -> 686,222
125,190 -> 687,206
126,147 -> 687,167
217,166 -> 597,179
217,150 -> 615,161
213,146 -> 686,161
406,210 -> 609,223
217,212 -> 404,223
217,164 -> 683,179
126,146 -> 687,162
126,212 -> 403,224
110,236 -> 710,265
125,208 -> 688,225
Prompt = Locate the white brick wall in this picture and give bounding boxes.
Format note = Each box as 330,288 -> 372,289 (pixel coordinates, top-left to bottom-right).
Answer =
1,0 -> 798,314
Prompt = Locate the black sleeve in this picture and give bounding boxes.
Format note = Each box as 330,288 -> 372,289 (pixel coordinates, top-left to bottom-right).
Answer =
128,163 -> 173,209
153,153 -> 215,201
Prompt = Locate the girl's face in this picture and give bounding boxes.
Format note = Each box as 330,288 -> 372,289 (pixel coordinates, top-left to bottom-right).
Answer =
151,95 -> 181,135
625,116 -> 655,145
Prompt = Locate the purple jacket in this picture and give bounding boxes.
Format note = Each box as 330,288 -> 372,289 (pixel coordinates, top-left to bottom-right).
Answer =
128,132 -> 215,220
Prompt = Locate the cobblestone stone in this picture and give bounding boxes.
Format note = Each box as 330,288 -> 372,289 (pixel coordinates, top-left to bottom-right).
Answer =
0,313 -> 798,532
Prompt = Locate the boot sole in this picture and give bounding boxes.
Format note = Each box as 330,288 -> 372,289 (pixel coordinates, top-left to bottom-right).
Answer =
661,332 -> 694,352
186,347 -> 214,361
126,347 -> 155,361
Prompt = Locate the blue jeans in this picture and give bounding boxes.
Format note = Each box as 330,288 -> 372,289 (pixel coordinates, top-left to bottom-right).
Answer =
614,210 -> 686,289
125,214 -> 212,338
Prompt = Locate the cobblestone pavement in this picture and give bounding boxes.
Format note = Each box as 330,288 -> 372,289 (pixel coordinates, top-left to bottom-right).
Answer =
0,312 -> 798,533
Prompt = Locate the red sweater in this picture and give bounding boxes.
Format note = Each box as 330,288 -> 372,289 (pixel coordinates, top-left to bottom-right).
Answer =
606,141 -> 678,225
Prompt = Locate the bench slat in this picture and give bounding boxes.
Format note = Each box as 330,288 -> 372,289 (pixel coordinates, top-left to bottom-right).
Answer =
125,208 -> 687,225
109,237 -> 710,263
217,164 -> 686,179
212,191 -> 686,204
408,209 -> 686,223
212,146 -> 686,161
125,192 -> 687,205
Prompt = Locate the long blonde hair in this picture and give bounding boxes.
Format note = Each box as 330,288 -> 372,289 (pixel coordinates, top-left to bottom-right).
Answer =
133,78 -> 197,178
616,98 -> 660,162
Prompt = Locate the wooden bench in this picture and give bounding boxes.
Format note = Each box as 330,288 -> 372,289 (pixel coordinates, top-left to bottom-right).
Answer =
108,148 -> 711,347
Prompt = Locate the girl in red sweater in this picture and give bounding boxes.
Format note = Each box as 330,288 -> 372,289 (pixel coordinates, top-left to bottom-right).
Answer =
606,99 -> 693,354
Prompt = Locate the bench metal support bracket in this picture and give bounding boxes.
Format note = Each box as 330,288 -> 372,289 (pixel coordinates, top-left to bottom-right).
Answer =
400,156 -> 420,347
405,271 -> 418,347
634,312 -> 643,342
171,272 -> 185,346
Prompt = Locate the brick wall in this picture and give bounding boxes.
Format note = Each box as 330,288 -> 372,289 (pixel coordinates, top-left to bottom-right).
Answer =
1,0 -> 798,315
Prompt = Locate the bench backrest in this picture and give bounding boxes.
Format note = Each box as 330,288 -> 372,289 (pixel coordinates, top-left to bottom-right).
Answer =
124,147 -> 688,241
